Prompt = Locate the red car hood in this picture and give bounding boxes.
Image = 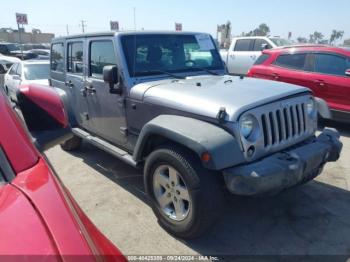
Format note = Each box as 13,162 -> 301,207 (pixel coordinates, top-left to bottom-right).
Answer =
10,158 -> 96,257
0,184 -> 57,256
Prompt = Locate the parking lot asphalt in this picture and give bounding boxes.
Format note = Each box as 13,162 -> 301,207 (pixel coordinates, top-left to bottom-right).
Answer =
45,120 -> 350,256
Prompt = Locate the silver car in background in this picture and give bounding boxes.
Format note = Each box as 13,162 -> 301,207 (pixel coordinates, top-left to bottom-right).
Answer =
0,54 -> 21,91
4,60 -> 50,100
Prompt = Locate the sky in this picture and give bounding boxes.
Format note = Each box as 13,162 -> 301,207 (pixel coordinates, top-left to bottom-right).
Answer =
0,0 -> 349,42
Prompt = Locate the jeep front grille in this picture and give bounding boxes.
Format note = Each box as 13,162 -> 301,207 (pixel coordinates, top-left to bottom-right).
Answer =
261,102 -> 307,148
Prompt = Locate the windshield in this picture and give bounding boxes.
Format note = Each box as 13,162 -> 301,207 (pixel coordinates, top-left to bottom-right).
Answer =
270,38 -> 293,46
7,44 -> 20,52
121,34 -> 224,77
24,64 -> 49,80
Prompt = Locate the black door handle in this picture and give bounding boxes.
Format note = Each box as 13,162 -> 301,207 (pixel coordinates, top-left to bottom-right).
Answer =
65,80 -> 74,87
272,73 -> 280,80
314,80 -> 326,87
85,86 -> 96,94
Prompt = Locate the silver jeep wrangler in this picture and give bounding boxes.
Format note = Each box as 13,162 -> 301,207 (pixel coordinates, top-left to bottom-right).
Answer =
51,31 -> 342,238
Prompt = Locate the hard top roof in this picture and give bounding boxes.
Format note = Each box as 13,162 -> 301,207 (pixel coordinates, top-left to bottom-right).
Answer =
52,30 -> 208,42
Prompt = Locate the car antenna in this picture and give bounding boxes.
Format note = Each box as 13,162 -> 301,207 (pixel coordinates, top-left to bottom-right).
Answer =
133,33 -> 137,78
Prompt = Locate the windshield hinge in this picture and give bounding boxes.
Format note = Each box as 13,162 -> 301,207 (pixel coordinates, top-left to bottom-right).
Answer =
216,107 -> 228,123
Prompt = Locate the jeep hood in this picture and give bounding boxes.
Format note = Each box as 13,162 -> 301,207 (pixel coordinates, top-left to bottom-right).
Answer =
130,75 -> 310,121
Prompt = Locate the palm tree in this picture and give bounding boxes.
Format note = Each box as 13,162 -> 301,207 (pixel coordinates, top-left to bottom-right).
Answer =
330,30 -> 344,45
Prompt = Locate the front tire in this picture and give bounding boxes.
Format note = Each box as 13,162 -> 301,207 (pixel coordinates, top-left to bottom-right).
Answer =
60,135 -> 82,151
144,145 -> 224,239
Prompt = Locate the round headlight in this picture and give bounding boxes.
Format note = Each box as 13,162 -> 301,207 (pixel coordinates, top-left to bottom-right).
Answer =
240,115 -> 254,138
306,98 -> 315,115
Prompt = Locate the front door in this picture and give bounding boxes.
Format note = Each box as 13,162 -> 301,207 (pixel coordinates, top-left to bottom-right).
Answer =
85,37 -> 127,145
311,52 -> 350,112
65,39 -> 90,130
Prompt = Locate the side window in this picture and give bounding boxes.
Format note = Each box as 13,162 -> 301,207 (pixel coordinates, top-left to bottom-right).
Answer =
9,64 -> 18,75
315,53 -> 348,76
274,53 -> 307,70
16,64 -> 22,76
234,39 -> 253,51
253,39 -> 272,51
89,41 -> 117,79
67,42 -> 84,74
254,54 -> 270,65
0,45 -> 6,54
51,43 -> 64,72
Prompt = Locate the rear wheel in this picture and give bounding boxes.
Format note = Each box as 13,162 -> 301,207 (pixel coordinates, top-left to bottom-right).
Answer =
60,135 -> 82,151
144,145 -> 224,239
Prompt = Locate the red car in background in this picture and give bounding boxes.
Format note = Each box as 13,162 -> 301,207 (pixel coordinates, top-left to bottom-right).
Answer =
247,45 -> 350,122
0,84 -> 126,261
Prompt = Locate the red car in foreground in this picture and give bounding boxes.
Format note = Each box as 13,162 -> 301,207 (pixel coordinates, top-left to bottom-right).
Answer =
247,45 -> 350,122
0,84 -> 126,261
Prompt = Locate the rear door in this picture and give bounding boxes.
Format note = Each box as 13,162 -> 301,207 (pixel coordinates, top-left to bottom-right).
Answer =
310,53 -> 350,112
65,39 -> 90,129
228,39 -> 255,75
85,37 -> 127,145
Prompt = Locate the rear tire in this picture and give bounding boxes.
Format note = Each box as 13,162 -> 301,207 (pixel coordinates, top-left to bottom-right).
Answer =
144,145 -> 224,239
60,135 -> 82,151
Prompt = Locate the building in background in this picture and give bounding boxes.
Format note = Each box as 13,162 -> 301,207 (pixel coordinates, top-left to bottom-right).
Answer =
0,28 -> 54,44
217,21 -> 231,49
344,39 -> 350,46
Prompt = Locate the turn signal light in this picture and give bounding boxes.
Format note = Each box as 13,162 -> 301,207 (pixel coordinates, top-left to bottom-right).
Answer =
201,152 -> 211,162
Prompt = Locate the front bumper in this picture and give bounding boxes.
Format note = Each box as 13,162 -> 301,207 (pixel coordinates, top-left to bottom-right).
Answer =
223,128 -> 342,196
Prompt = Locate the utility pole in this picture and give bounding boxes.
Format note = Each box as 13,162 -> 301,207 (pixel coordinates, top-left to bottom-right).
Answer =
17,24 -> 24,60
66,24 -> 69,35
133,7 -> 136,31
80,20 -> 86,33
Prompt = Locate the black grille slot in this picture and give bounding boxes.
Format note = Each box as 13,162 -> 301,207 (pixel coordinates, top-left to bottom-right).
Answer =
276,110 -> 283,142
301,103 -> 306,131
261,115 -> 268,147
283,108 -> 289,139
269,112 -> 276,144
290,107 -> 295,136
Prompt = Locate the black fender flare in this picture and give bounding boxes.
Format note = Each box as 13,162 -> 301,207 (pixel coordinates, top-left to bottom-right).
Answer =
133,115 -> 245,170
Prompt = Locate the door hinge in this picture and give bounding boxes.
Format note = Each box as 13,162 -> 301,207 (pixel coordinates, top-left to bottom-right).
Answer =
83,112 -> 89,120
120,127 -> 128,136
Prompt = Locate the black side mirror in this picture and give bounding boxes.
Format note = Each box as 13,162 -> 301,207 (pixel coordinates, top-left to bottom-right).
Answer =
103,65 -> 122,95
346,69 -> 350,77
261,44 -> 270,51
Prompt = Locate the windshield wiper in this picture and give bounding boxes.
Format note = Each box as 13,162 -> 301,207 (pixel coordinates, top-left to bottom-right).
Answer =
141,70 -> 185,79
190,67 -> 220,76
